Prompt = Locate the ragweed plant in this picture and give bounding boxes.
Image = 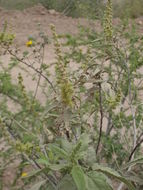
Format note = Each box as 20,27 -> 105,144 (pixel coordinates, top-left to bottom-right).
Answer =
1,9 -> 143,190
18,73 -> 31,110
51,24 -> 73,107
103,0 -> 113,42
0,22 -> 15,46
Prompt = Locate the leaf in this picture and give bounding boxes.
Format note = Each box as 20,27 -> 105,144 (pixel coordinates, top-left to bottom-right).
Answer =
87,171 -> 113,190
84,146 -> 96,166
60,138 -> 73,153
71,166 -> 86,190
49,144 -> 68,159
79,133 -> 91,152
22,169 -> 43,178
29,180 -> 46,190
46,183 -> 56,190
125,175 -> 143,185
123,156 -> 143,169
92,164 -> 135,190
49,163 -> 69,171
37,158 -> 50,166
58,175 -> 77,190
37,159 -> 69,171
86,176 -> 99,190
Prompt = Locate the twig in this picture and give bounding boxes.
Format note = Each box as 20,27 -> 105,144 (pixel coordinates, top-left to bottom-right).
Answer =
33,45 -> 45,99
96,80 -> 103,155
128,137 -> 143,162
7,49 -> 56,93
3,119 -> 57,188
117,58 -> 137,190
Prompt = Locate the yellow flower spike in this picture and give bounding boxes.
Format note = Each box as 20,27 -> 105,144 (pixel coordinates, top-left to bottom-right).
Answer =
21,172 -> 28,177
26,40 -> 33,47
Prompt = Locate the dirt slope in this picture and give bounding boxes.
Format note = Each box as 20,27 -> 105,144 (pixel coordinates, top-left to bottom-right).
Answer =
0,4 -> 99,46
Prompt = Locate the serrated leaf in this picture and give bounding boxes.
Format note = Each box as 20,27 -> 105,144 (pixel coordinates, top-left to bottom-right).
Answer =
37,158 -> 50,166
79,133 -> 91,152
29,180 -> 46,190
60,138 -> 73,153
71,166 -> 86,190
49,163 -> 69,171
92,164 -> 135,190
46,183 -> 56,190
125,175 -> 143,185
87,171 -> 113,190
84,147 -> 96,166
58,175 -> 77,190
124,156 -> 143,169
49,144 -> 68,159
22,169 -> 43,178
37,159 -> 69,171
86,176 -> 99,190
73,134 -> 91,160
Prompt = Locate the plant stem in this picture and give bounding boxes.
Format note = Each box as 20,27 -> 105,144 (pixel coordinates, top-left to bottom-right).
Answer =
96,80 -> 103,155
7,49 -> 56,93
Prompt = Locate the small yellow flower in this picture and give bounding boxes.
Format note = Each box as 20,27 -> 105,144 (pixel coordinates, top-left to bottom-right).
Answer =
26,40 -> 33,47
21,172 -> 28,177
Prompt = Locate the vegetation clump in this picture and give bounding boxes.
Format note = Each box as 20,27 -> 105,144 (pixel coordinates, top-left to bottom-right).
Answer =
0,1 -> 143,190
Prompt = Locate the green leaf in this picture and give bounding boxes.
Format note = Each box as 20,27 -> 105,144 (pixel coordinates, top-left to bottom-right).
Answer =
58,175 -> 77,190
125,175 -> 143,185
37,158 -> 69,171
49,144 -> 68,159
49,163 -> 69,171
79,133 -> 91,152
37,158 -> 50,166
124,156 -> 143,169
22,169 -> 43,178
84,147 -> 96,166
87,171 -> 113,190
86,176 -> 99,190
71,166 -> 86,190
29,180 -> 46,190
60,138 -> 73,153
92,164 -> 135,190
46,183 -> 56,190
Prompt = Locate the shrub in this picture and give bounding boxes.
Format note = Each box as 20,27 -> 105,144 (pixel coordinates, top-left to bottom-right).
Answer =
39,0 -> 104,18
113,0 -> 143,18
0,1 -> 143,189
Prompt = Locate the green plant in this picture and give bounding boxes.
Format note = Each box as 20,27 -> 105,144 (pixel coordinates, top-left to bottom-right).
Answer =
0,0 -> 39,10
22,134 -> 135,190
40,0 -> 104,18
113,0 -> 143,18
1,1 -> 143,189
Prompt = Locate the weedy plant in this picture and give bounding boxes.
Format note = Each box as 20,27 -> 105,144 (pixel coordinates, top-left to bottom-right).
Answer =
0,1 -> 143,190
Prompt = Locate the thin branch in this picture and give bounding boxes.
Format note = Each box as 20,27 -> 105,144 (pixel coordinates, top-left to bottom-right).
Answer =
117,58 -> 137,190
3,119 -> 57,188
96,80 -> 103,155
33,45 -> 45,99
7,49 -> 56,93
128,137 -> 143,162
